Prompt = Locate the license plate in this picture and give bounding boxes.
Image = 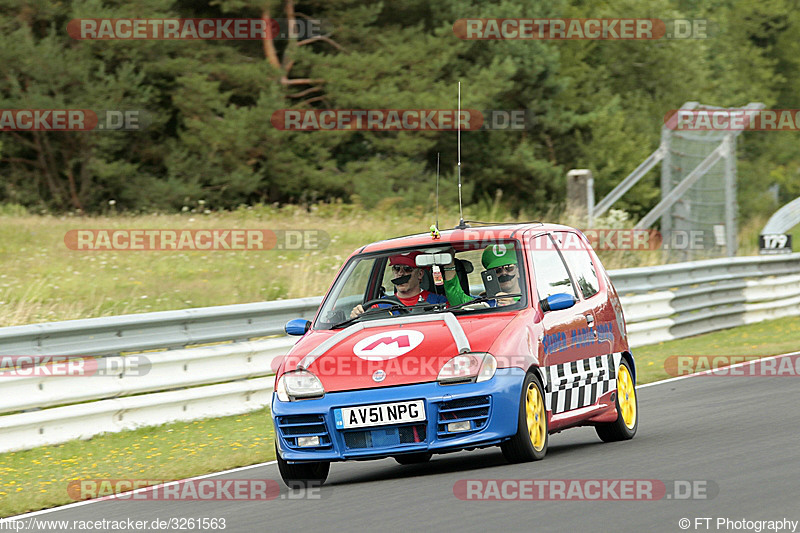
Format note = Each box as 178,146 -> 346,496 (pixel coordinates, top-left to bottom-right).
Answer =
334,400 -> 426,429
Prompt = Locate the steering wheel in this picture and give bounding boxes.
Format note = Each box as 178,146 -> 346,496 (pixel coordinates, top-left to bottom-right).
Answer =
360,296 -> 409,313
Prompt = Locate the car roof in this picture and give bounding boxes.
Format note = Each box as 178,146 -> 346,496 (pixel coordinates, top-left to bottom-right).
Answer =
357,223 -> 577,254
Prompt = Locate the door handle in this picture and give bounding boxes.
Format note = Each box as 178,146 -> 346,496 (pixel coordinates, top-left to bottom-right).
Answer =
585,314 -> 597,338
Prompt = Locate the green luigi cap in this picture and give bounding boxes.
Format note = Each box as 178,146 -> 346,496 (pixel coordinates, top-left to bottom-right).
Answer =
481,243 -> 517,270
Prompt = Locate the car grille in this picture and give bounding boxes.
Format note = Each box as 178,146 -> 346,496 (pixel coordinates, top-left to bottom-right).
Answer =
275,414 -> 332,450
437,395 -> 491,438
343,423 -> 427,450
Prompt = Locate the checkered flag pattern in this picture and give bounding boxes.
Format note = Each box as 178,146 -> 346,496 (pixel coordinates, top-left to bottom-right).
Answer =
543,353 -> 622,414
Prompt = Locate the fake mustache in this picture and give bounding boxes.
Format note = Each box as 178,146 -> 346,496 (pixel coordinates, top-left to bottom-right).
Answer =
498,274 -> 515,283
391,274 -> 412,285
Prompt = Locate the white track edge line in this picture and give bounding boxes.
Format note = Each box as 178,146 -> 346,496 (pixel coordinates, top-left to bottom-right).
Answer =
638,350 -> 800,388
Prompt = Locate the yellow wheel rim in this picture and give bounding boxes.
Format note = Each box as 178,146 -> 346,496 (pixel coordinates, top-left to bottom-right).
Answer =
525,382 -> 546,452
618,364 -> 637,429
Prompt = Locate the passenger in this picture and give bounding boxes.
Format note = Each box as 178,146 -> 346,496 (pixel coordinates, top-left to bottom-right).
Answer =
442,244 -> 521,307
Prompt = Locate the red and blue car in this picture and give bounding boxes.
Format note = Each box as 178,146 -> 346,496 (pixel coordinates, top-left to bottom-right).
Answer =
273,223 -> 637,486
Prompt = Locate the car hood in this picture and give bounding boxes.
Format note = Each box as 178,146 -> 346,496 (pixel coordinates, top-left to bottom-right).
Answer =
281,313 -> 511,392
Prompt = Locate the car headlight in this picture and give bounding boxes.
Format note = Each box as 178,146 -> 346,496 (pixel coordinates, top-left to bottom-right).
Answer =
437,353 -> 497,385
275,370 -> 325,401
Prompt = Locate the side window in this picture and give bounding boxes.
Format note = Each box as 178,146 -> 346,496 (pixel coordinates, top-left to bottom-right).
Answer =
531,234 -> 577,300
555,232 -> 600,299
326,258 -> 377,318
340,258 -> 378,300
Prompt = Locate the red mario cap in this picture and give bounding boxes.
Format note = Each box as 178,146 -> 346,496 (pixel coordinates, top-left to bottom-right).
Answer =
389,251 -> 420,268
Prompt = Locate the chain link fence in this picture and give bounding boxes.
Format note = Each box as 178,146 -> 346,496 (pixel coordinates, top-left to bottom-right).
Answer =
661,109 -> 734,262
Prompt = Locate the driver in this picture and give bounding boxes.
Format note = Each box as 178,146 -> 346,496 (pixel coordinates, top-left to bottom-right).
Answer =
442,244 -> 521,307
350,251 -> 448,318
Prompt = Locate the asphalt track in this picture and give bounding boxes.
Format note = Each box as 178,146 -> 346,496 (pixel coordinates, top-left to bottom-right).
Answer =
13,359 -> 800,533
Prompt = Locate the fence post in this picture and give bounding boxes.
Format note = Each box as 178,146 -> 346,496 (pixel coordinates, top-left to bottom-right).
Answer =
566,169 -> 594,226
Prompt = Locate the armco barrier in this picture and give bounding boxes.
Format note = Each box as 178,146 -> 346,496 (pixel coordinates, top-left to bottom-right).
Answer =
0,254 -> 798,452
0,297 -> 322,357
611,253 -> 800,345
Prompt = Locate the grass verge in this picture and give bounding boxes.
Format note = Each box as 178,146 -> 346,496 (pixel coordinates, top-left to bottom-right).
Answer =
3,316 -> 799,518
0,408 -> 275,518
0,203 -> 702,327
632,316 -> 800,384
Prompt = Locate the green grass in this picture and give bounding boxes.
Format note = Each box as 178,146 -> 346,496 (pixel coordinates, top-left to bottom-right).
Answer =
0,203 -> 401,326
0,202 -> 773,327
0,408 -> 275,518
0,202 -> 465,325
633,316 -> 800,384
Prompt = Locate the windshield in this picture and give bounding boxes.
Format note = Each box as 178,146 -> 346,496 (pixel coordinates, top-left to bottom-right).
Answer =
313,241 -> 527,330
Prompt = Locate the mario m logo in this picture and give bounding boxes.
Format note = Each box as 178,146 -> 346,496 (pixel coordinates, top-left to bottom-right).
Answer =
353,330 -> 424,360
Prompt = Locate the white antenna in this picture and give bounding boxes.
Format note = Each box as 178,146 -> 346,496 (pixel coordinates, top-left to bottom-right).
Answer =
457,82 -> 465,229
436,152 -> 440,230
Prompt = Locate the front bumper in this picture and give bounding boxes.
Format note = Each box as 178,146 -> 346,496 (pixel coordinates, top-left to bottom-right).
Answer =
272,368 -> 526,462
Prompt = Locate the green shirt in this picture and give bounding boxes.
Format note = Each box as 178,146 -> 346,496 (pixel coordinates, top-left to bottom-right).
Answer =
443,274 -> 522,307
443,275 -> 473,306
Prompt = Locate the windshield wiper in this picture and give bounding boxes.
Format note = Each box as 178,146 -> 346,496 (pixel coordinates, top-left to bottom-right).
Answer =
445,293 -> 523,312
329,316 -> 359,330
329,303 -> 418,329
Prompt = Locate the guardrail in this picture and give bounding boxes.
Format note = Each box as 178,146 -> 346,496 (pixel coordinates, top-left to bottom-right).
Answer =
0,297 -> 322,357
611,253 -> 800,346
1,253 -> 798,452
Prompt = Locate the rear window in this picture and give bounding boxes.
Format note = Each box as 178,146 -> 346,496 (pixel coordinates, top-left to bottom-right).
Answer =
530,234 -> 577,300
554,232 -> 600,299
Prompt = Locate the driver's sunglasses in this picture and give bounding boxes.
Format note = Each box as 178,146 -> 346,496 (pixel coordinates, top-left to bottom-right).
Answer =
391,265 -> 415,274
494,264 -> 517,275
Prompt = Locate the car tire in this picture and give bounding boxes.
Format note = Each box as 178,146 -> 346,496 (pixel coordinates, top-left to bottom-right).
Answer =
595,357 -> 638,442
275,444 -> 330,487
393,452 -> 432,465
501,372 -> 548,463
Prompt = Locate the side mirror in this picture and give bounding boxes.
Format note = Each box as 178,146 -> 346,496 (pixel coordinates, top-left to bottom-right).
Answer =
540,293 -> 576,312
285,318 -> 311,336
